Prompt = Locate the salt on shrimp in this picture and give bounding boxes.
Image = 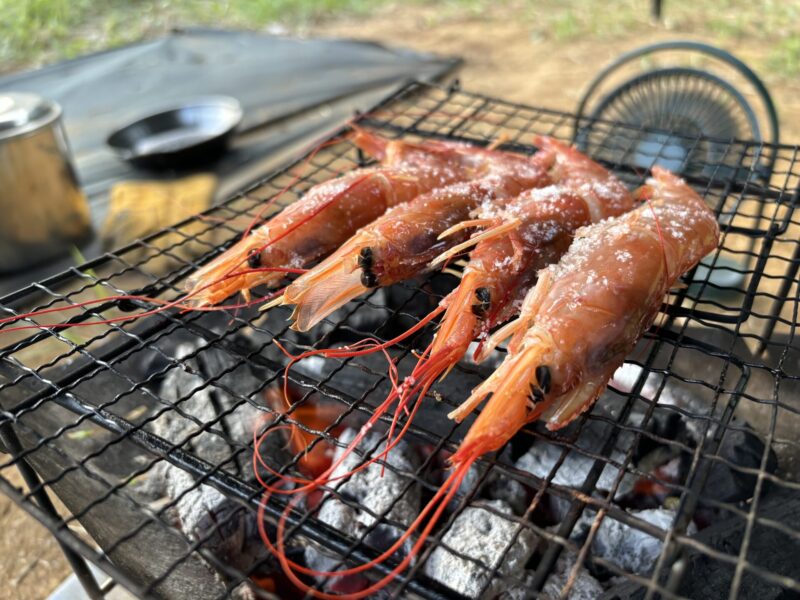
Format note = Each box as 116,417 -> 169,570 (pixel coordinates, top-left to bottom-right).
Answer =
255,167 -> 718,599
183,128 -> 495,307
271,148 -> 555,331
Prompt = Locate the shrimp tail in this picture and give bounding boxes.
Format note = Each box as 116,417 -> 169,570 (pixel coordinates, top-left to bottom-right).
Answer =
280,233 -> 370,331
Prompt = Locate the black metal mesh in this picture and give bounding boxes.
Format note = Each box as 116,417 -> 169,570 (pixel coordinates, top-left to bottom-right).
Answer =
1,81 -> 799,599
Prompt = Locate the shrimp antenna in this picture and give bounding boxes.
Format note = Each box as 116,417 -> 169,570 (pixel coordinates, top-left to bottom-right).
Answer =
252,304 -> 445,496
257,450 -> 477,598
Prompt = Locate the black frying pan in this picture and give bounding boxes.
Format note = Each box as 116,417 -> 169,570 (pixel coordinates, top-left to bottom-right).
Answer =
106,96 -> 243,169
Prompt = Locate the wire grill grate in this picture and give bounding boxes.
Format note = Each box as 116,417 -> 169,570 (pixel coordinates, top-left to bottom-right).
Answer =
1,81 -> 799,599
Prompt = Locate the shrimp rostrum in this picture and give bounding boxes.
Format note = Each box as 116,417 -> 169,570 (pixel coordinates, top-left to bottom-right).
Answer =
450,166 -> 720,463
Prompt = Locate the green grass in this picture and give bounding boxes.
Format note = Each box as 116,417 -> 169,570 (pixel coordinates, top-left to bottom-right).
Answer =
769,36 -> 800,77
0,0 -> 401,70
2,0 -> 800,79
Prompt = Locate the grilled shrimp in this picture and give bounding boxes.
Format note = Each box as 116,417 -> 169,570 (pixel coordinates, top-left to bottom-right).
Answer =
421,136 -> 636,387
275,149 -> 555,331
449,167 -> 720,463
184,129 -> 496,306
257,168 -> 717,599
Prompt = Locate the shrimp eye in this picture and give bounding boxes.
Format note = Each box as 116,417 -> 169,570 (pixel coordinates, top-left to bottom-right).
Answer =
535,365 -> 551,394
361,271 -> 379,288
247,249 -> 261,268
358,246 -> 373,269
471,287 -> 491,317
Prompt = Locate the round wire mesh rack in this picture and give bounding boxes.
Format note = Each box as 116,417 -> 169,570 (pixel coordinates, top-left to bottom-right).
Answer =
1,81 -> 799,600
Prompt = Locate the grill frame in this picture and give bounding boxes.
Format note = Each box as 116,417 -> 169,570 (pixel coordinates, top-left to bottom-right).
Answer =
1,80 -> 799,599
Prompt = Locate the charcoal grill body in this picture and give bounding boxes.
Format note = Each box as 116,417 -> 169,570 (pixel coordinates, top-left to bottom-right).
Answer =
1,81 -> 799,599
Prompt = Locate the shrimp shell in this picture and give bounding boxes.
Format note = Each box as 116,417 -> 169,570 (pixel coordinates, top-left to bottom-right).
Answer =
430,136 -> 637,372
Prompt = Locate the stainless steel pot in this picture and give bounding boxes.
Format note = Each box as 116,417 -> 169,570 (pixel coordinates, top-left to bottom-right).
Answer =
0,92 -> 91,273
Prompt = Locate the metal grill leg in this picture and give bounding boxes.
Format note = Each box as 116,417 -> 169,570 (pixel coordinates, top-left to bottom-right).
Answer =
0,424 -> 105,600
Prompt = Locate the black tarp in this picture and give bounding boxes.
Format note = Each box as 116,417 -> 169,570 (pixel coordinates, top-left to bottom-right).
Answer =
0,28 -> 458,294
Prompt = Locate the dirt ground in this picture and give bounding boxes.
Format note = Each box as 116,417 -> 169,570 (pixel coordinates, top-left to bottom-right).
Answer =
0,469 -> 76,600
4,4 -> 800,599
314,4 -> 800,142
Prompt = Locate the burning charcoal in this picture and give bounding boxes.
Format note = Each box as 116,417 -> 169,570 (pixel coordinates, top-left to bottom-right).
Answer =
153,465 -> 271,574
614,364 -> 779,504
423,499 -> 537,598
487,475 -> 529,516
541,551 -> 604,600
574,508 -> 696,576
613,363 -> 713,444
229,582 -> 260,600
604,486 -> 800,600
305,428 -> 420,579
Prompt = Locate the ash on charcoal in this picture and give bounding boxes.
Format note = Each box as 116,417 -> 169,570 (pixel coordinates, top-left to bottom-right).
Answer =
423,499 -> 537,599
613,363 -> 714,444
574,508 -> 696,576
514,417 -> 636,520
603,486 -> 800,600
541,550 -> 604,600
165,468 -> 269,572
305,428 -> 421,575
133,339 -> 288,586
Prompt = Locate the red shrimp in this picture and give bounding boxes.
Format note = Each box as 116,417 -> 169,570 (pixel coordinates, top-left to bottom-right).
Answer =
418,136 -> 636,389
451,166 -> 720,440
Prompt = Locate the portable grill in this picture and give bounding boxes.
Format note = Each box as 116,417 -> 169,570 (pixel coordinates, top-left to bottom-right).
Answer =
1,81 -> 799,600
